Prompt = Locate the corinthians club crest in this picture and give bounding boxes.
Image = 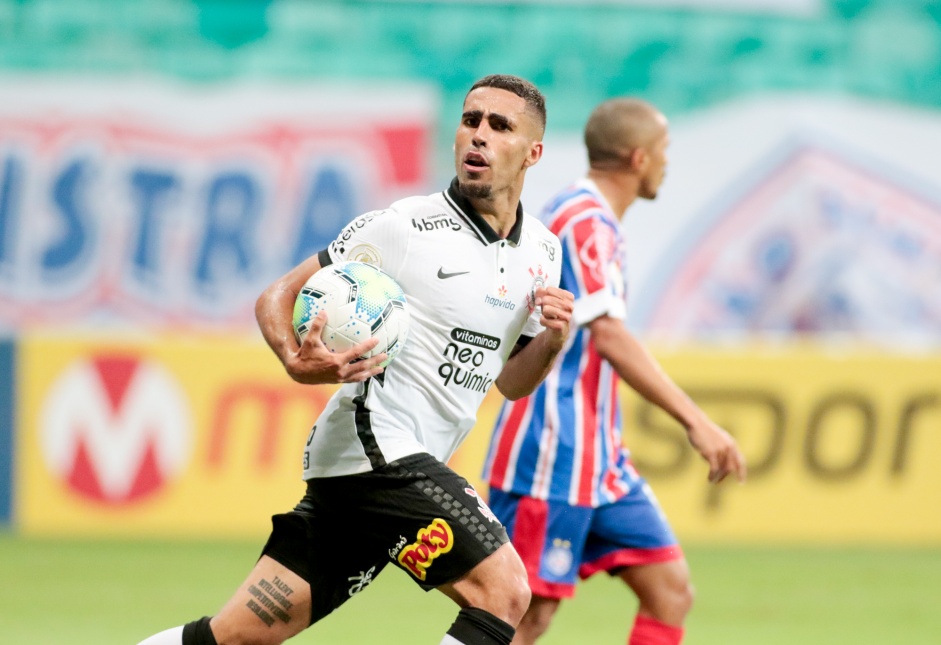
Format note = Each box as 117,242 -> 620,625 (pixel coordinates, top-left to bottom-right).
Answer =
526,264 -> 548,313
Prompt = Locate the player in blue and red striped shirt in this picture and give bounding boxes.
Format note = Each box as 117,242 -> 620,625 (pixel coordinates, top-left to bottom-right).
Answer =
483,98 -> 747,645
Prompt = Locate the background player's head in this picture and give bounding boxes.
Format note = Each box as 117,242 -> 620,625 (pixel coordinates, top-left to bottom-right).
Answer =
585,98 -> 669,200
455,74 -> 546,202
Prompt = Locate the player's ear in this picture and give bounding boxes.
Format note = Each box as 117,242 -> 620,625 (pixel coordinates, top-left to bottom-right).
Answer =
524,140 -> 543,168
630,147 -> 648,172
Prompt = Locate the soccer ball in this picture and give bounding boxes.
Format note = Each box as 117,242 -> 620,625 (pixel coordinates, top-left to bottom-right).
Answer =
292,261 -> 410,367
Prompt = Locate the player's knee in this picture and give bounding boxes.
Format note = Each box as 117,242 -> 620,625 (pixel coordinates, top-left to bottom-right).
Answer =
672,578 -> 695,618
510,576 -> 533,625
502,554 -> 533,625
477,548 -> 531,625
628,561 -> 695,624
658,565 -> 694,619
456,545 -> 532,626
684,580 -> 696,613
486,567 -> 531,626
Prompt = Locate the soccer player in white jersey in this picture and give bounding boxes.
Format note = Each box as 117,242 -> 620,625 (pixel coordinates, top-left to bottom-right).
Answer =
482,99 -> 747,645
135,75 -> 574,645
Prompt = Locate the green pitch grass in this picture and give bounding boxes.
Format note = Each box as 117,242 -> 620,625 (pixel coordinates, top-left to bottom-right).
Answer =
1,533 -> 939,644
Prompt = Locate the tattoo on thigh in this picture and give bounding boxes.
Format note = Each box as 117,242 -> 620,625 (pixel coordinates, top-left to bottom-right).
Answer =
245,576 -> 295,626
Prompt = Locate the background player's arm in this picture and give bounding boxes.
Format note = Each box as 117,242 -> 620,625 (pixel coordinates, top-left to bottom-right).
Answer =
496,286 -> 574,400
589,314 -> 747,484
255,254 -> 386,385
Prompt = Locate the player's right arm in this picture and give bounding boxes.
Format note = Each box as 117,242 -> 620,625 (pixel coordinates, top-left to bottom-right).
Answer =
590,315 -> 747,484
255,253 -> 385,385
496,285 -> 574,400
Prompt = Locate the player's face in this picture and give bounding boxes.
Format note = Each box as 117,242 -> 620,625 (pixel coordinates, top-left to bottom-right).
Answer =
454,87 -> 543,200
639,122 -> 670,200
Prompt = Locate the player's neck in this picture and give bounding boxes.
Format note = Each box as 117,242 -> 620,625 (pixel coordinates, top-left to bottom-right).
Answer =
469,191 -> 521,239
587,169 -> 638,221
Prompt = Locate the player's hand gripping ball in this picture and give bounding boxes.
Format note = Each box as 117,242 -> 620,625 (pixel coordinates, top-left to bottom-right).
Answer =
293,261 -> 410,367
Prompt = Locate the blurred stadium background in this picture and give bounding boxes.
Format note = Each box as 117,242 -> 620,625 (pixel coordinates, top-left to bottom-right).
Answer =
1,0 -> 939,643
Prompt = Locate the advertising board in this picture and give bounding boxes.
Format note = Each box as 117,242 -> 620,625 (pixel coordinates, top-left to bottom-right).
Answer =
17,337 -> 941,544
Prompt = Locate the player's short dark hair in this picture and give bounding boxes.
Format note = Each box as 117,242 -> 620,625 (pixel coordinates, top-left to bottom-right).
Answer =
468,74 -> 547,134
584,98 -> 661,167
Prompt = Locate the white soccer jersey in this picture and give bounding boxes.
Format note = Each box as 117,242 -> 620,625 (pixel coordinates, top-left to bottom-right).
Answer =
302,179 -> 562,478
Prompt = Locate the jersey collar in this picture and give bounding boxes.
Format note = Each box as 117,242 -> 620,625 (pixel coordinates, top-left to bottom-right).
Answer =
444,177 -> 524,246
579,177 -> 620,227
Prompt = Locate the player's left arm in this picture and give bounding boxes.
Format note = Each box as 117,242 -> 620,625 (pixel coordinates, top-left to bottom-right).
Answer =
591,315 -> 747,484
255,208 -> 409,385
495,285 -> 574,400
255,253 -> 385,385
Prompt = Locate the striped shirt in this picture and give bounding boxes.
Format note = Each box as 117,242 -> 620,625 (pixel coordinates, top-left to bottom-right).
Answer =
484,179 -> 637,507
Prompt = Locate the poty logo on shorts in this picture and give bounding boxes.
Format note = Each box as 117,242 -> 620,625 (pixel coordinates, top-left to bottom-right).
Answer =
397,518 -> 454,581
40,354 -> 192,505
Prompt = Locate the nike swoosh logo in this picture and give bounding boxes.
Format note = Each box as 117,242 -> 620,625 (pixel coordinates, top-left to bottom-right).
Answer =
437,268 -> 470,280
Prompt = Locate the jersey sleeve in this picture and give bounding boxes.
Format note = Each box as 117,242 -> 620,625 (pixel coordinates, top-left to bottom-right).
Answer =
322,207 -> 410,278
566,216 -> 627,326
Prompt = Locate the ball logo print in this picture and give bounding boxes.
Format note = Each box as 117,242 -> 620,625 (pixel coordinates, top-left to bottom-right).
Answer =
293,261 -> 410,367
40,355 -> 192,505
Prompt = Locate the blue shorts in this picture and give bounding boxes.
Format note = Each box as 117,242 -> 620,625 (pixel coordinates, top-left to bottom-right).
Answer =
488,480 -> 682,599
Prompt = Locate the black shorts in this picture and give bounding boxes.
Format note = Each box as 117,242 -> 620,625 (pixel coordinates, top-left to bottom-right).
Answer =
260,452 -> 509,625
